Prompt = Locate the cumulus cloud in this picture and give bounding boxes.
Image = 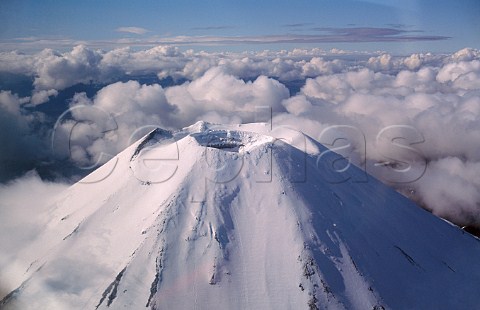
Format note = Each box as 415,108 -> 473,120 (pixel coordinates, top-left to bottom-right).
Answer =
412,158 -> 480,226
0,51 -> 37,74
165,67 -> 289,124
0,44 -> 432,94
0,90 -> 30,114
32,45 -> 103,90
53,67 -> 289,166
116,27 -> 149,35
0,91 -> 49,182
54,81 -> 175,166
274,57 -> 480,228
437,60 -> 480,90
0,171 -> 68,270
0,171 -> 69,298
0,45 -> 480,231
30,89 -> 58,105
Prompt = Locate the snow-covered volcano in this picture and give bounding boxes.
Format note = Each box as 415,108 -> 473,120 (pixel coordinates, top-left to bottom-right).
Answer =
2,122 -> 480,309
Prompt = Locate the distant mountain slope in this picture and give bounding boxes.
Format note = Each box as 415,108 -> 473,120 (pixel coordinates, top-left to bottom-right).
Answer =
2,122 -> 480,310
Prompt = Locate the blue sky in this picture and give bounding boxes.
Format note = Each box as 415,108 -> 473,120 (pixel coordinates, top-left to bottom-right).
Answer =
0,0 -> 479,53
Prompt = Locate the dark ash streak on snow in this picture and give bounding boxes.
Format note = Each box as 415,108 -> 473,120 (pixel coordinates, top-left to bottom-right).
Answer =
95,267 -> 127,309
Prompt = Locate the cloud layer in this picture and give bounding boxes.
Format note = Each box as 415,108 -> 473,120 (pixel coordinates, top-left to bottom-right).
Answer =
0,171 -> 68,272
0,45 -> 479,230
0,26 -> 450,51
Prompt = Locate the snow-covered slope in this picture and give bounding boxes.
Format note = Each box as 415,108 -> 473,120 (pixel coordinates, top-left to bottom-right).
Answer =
2,121 -> 480,309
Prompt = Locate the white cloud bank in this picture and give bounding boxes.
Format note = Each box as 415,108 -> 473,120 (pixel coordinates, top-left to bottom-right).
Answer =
1,45 -> 480,230
0,171 -> 69,274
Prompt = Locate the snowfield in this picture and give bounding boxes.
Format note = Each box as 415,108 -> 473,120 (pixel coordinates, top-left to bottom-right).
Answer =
1,121 -> 480,309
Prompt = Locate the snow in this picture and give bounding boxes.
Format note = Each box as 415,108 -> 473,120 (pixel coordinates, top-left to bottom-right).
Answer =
1,121 -> 480,309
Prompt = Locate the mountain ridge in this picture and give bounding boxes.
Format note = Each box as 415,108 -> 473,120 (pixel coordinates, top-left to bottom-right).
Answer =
1,121 -> 480,309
